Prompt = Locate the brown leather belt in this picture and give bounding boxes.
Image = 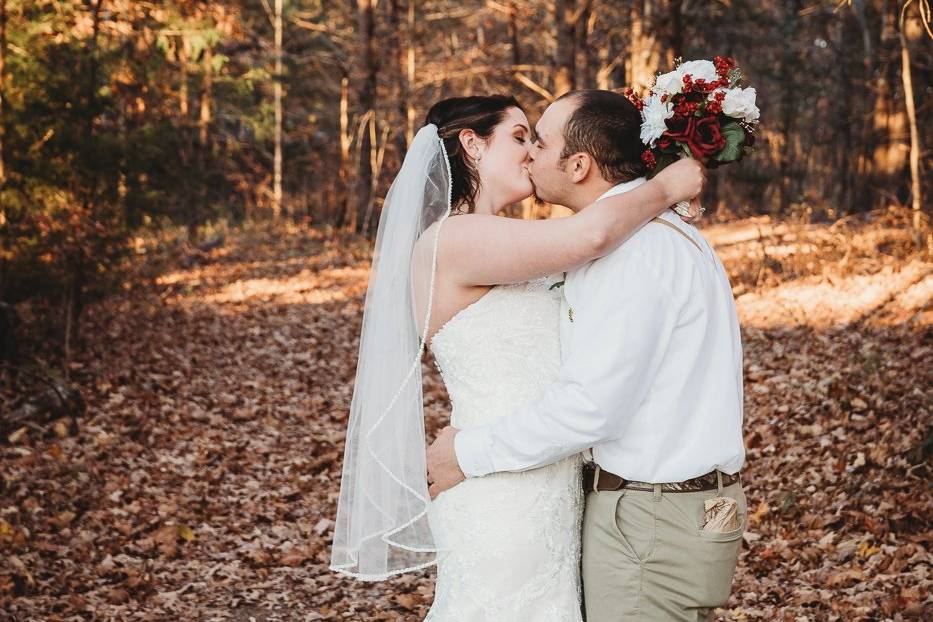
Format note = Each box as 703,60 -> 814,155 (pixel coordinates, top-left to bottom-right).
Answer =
582,463 -> 741,494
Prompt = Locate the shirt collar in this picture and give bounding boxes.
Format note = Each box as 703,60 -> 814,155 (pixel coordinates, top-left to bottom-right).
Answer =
596,176 -> 648,202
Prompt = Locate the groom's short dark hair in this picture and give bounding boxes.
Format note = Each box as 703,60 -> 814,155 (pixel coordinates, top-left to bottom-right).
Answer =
556,90 -> 647,184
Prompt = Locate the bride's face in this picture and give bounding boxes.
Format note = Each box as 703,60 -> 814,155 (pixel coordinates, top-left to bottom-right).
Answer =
476,107 -> 533,208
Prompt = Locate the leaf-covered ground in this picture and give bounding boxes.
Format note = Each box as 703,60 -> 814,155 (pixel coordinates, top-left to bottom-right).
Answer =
2,211 -> 931,621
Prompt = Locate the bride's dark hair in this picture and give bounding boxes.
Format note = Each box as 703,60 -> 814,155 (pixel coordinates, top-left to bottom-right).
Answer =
425,95 -> 523,213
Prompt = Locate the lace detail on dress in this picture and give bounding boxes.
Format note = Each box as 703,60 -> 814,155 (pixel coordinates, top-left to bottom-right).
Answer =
426,277 -> 583,622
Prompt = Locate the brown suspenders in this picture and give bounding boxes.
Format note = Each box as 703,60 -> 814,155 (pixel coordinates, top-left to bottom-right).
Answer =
650,217 -> 704,253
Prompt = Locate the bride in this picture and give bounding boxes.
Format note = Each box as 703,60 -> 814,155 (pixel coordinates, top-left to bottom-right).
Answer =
330,94 -> 704,619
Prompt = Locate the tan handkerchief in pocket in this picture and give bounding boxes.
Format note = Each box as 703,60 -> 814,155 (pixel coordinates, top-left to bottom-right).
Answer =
701,496 -> 740,533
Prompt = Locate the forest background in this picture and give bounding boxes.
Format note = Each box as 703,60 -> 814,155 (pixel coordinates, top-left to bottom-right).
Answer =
0,1 -> 931,620
1,0 -> 930,359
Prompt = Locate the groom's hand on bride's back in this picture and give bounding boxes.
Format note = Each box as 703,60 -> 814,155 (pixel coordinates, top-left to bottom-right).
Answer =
427,426 -> 466,499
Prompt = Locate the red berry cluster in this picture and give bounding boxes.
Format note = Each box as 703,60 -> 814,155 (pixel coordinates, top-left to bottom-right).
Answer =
624,87 -> 644,110
670,64 -> 735,121
672,93 -> 700,117
682,73 -> 694,91
706,89 -> 727,115
682,73 -> 729,95
713,55 -> 736,78
641,149 -> 657,168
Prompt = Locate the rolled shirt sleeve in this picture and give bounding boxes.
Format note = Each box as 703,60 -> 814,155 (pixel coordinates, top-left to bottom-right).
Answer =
454,249 -> 678,477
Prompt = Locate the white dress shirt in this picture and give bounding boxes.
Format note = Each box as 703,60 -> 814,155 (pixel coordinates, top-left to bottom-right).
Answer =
454,178 -> 746,483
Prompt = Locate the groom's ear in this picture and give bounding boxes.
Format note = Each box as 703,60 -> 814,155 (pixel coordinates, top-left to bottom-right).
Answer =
567,153 -> 593,184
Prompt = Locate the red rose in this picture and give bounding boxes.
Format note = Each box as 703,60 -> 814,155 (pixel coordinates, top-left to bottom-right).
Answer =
692,116 -> 727,157
664,115 -> 726,161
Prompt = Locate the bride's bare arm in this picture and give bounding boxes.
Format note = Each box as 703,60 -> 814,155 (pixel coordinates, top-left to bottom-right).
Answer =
438,160 -> 705,287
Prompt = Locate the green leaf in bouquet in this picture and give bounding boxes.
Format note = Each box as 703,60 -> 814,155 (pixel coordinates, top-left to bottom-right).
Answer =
714,121 -> 746,164
728,68 -> 743,87
646,152 -> 679,179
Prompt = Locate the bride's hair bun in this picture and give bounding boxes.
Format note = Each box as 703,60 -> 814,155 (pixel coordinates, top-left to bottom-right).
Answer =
424,95 -> 523,213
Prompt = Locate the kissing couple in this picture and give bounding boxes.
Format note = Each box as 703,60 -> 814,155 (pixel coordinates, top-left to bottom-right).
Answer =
331,89 -> 747,621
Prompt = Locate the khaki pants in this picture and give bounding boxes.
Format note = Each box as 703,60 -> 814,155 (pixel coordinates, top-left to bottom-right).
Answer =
581,478 -> 746,621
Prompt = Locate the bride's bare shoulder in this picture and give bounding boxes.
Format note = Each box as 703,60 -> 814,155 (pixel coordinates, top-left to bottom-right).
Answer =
422,213 -> 509,240
416,214 -> 524,268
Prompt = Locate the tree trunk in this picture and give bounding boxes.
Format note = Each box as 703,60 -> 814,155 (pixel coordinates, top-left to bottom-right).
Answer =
595,10 -> 626,91
899,1 -> 922,229
850,0 -> 876,211
362,119 -> 390,235
179,35 -> 194,239
83,0 -> 105,207
627,0 -> 661,94
776,0 -> 801,214
190,43 -> 213,241
872,1 -> 907,208
665,0 -> 683,67
273,0 -> 284,220
0,0 -> 5,301
199,47 -> 212,147
834,11 -> 855,211
354,0 -> 378,234
179,37 -> 189,117
406,0 -> 416,146
553,0 -> 576,96
388,0 -> 408,153
86,0 -> 105,130
337,74 -> 352,230
509,0 -> 521,67
0,0 -> 6,188
575,2 -> 594,89
64,0 -> 105,358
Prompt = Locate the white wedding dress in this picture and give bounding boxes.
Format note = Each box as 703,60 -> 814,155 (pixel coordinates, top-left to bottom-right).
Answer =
425,277 -> 584,621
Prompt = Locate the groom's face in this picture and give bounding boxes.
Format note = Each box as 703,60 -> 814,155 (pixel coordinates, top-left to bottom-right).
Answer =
528,98 -> 577,207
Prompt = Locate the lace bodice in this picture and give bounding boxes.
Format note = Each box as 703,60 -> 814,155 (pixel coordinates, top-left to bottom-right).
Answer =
430,277 -> 563,430
425,277 -> 583,622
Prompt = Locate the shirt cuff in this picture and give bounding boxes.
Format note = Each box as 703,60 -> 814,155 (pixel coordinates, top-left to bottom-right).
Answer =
454,427 -> 495,478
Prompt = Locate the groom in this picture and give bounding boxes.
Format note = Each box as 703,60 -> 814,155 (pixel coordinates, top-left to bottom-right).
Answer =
426,89 -> 746,621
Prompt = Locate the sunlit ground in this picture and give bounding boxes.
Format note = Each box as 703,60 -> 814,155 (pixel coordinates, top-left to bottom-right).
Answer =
3,212 -> 930,621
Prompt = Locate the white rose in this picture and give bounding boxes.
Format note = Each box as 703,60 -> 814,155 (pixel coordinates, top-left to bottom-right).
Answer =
722,87 -> 760,123
652,69 -> 683,96
677,59 -> 718,84
640,93 -> 674,147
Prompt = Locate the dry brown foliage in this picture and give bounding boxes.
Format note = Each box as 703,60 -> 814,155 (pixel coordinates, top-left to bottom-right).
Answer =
1,211 -> 930,621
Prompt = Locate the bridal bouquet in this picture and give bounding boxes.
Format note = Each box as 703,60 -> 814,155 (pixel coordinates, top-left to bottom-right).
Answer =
627,56 -> 759,216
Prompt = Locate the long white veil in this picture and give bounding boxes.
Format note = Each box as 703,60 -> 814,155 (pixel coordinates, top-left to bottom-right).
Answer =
330,124 -> 454,580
